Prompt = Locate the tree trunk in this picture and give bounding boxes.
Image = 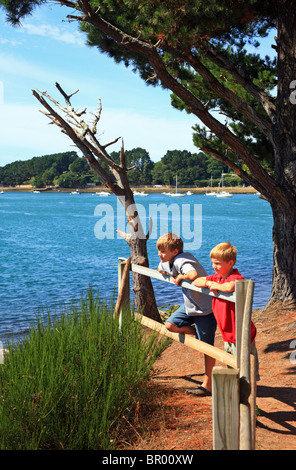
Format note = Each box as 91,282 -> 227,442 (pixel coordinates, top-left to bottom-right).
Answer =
117,191 -> 162,322
269,201 -> 296,307
129,237 -> 161,321
267,2 -> 296,307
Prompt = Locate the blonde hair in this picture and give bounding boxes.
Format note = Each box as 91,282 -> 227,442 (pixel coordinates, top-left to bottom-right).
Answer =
210,242 -> 237,263
156,232 -> 183,253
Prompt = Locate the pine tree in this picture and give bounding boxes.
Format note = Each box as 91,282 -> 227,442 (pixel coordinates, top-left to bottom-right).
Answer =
1,0 -> 296,308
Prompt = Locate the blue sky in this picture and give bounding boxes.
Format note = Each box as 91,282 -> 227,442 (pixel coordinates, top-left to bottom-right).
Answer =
0,4 -> 200,166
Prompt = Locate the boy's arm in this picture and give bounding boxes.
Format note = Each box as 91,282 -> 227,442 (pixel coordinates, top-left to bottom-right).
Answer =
171,269 -> 198,286
157,261 -> 170,276
158,268 -> 169,276
207,280 -> 236,293
194,277 -> 235,294
193,276 -> 207,288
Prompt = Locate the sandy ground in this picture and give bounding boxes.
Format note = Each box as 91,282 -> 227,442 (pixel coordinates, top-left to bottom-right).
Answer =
123,304 -> 296,451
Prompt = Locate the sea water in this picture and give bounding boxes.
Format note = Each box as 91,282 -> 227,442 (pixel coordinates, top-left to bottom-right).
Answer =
0,191 -> 273,340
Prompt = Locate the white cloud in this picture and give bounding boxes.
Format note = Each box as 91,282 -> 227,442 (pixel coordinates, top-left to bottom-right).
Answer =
22,23 -> 85,46
98,108 -> 197,160
0,104 -> 72,164
0,103 -> 198,165
0,52 -> 58,84
0,51 -> 88,95
0,37 -> 22,46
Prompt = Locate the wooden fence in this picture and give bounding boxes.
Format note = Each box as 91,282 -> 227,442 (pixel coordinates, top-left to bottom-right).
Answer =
117,257 -> 257,450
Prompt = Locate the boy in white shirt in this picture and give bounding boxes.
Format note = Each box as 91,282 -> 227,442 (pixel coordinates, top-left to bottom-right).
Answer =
157,233 -> 217,396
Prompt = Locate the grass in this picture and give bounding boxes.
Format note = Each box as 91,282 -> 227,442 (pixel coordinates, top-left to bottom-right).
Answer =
0,289 -> 169,450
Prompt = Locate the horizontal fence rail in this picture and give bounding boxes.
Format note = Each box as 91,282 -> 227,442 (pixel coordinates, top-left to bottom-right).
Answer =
133,312 -> 237,368
119,257 -> 236,302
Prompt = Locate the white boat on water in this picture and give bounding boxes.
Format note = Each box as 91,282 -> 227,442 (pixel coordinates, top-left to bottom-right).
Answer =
71,190 -> 80,194
216,173 -> 232,198
167,192 -> 185,197
205,176 -> 216,196
133,191 -> 148,196
216,190 -> 232,198
33,190 -> 40,193
96,191 -> 111,196
166,175 -> 185,197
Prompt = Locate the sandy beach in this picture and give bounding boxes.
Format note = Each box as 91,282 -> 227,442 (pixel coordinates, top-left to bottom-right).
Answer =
1,184 -> 258,194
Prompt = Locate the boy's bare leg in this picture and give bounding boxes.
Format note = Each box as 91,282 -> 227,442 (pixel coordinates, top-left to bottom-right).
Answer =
165,322 -> 196,336
166,321 -> 216,396
186,354 -> 215,396
201,354 -> 215,391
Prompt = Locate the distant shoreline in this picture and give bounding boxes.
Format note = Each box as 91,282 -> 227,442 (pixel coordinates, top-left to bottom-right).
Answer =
1,184 -> 258,194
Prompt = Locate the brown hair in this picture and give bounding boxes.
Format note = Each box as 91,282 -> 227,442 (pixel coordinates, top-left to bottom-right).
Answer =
156,232 -> 183,253
210,242 -> 237,263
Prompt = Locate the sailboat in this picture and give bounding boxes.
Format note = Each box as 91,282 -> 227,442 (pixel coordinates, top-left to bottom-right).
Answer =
167,175 -> 185,197
133,190 -> 148,196
205,176 -> 216,196
96,191 -> 111,196
216,172 -> 232,198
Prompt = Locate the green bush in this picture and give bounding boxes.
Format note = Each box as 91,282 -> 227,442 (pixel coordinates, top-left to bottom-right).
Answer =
0,289 -> 169,450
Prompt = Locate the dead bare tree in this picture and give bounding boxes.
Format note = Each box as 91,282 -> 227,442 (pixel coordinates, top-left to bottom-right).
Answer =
32,83 -> 161,322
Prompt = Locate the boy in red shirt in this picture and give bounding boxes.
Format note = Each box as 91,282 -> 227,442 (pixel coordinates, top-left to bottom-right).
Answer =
194,242 -> 259,378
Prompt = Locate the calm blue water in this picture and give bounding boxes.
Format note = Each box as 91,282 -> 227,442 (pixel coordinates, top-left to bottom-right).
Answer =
0,191 -> 273,341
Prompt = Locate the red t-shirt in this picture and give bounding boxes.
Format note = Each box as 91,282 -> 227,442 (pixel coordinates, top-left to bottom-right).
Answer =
206,269 -> 256,344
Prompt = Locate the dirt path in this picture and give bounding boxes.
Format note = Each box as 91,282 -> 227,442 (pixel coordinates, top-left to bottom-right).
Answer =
128,305 -> 296,450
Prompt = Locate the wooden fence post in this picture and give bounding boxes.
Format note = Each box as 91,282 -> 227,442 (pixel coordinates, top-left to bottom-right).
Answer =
235,280 -> 249,370
212,367 -> 240,450
238,280 -> 255,450
114,258 -> 131,327
250,354 -> 257,449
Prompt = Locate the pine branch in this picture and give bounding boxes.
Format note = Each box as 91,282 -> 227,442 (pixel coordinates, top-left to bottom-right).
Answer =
200,40 -> 276,122
201,145 -> 269,197
185,51 -> 272,140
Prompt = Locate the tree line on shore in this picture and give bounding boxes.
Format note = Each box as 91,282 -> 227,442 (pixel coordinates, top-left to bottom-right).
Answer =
0,148 -> 243,189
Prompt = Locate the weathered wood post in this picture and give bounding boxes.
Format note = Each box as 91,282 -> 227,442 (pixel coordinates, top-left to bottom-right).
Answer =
250,353 -> 257,449
212,367 -> 240,450
211,279 -> 247,451
0,343 -> 8,365
212,279 -> 255,450
237,279 -> 255,450
235,280 -> 249,370
114,258 -> 131,327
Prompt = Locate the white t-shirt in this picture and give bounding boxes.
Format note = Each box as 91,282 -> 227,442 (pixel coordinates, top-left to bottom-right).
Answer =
158,252 -> 212,316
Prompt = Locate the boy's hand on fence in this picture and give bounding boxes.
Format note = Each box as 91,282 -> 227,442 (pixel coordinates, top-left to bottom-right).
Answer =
158,269 -> 169,276
171,275 -> 182,286
210,287 -> 219,295
193,277 -> 207,288
208,281 -> 219,295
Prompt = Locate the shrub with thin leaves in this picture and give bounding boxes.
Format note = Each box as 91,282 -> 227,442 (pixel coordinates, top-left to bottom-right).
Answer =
0,289 -> 169,450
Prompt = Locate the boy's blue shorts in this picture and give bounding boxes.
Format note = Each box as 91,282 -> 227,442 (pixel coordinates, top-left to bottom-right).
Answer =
166,304 -> 217,345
